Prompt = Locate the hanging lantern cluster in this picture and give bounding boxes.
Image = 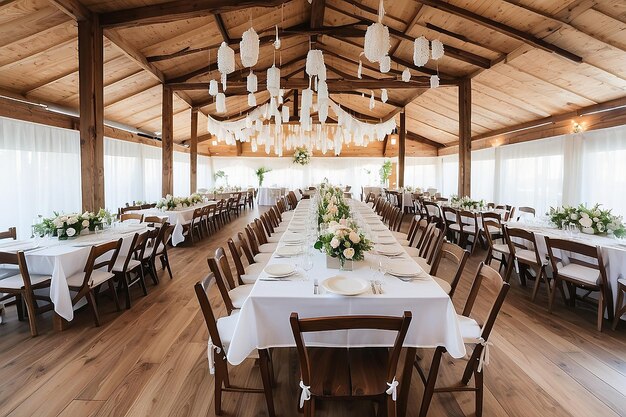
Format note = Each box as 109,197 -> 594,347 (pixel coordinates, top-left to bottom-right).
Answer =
413,36 -> 445,66
363,0 -> 390,63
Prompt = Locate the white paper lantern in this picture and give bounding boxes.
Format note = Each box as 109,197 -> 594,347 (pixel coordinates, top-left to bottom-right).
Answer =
431,39 -> 444,60
318,79 -> 328,100
305,50 -> 325,77
301,88 -> 313,113
381,88 -> 388,103
318,65 -> 327,81
369,90 -> 375,110
240,27 -> 260,68
251,137 -> 258,152
379,55 -> 391,73
208,79 -> 219,96
216,93 -> 226,113
266,65 -> 281,97
221,72 -> 227,91
247,93 -> 256,107
430,74 -> 440,89
246,70 -> 257,93
282,106 -> 290,123
413,36 -> 429,67
217,42 -> 235,74
402,67 -> 411,82
357,60 -> 363,79
364,22 -> 390,63
318,99 -> 328,124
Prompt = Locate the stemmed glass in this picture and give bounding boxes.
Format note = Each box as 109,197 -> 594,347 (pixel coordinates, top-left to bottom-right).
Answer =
302,250 -> 314,281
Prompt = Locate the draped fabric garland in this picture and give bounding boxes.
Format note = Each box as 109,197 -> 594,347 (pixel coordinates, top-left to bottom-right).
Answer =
206,100 -> 396,156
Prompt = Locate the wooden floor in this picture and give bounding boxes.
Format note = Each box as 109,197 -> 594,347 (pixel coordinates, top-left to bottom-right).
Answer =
1,207 -> 625,417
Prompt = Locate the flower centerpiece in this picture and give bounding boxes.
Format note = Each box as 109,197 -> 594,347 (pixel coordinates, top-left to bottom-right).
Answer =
314,220 -> 373,269
293,147 -> 311,166
86,208 -> 113,231
317,185 -> 350,225
451,195 -> 485,211
52,213 -> 88,239
189,193 -> 203,205
548,204 -> 626,237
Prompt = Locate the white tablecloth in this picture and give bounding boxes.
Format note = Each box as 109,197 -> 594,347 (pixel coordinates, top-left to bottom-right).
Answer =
506,221 -> 626,320
2,225 -> 146,321
131,201 -> 216,246
257,187 -> 286,206
226,200 -> 466,365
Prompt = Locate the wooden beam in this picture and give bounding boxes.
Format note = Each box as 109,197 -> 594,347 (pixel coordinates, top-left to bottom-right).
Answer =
48,0 -> 92,21
168,78 -> 456,91
162,85 -> 174,197
293,89 -> 299,121
424,23 -> 504,55
100,0 -> 291,28
382,134 -> 389,157
190,108 -> 198,193
398,110 -> 406,188
78,16 -> 104,212
417,0 -> 583,63
458,78 -> 471,197
310,0 -> 326,43
236,139 -> 243,156
213,13 -> 231,43
104,30 -> 164,83
406,131 -> 444,149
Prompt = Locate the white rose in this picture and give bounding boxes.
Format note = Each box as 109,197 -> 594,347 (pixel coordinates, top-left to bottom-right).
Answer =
349,231 -> 360,244
66,227 -> 76,237
597,223 -> 605,232
582,227 -> 595,234
330,238 -> 340,248
570,213 -> 578,220
82,219 -> 89,227
593,217 -> 599,223
343,248 -> 355,259
68,217 -> 78,225
579,217 -> 593,228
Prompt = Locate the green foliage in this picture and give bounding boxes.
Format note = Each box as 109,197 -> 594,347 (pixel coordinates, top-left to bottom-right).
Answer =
255,167 -> 272,186
379,160 -> 393,185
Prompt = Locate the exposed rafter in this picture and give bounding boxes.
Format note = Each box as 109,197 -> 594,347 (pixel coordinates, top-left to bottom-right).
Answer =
100,0 -> 292,28
416,0 -> 583,63
406,131 -> 444,149
47,0 -> 92,21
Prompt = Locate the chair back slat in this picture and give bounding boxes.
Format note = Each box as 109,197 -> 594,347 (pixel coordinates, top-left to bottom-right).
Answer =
194,274 -> 228,375
430,242 -> 469,298
207,254 -> 236,315
0,227 -> 17,240
120,213 -> 144,223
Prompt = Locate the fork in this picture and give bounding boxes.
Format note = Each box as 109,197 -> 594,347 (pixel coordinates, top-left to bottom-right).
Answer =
313,279 -> 319,295
370,280 -> 377,295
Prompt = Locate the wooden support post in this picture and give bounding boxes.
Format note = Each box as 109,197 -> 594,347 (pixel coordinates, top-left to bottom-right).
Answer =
398,109 -> 406,188
78,16 -> 104,212
162,85 -> 174,197
458,78 -> 472,197
190,108 -> 198,193
293,89 -> 299,121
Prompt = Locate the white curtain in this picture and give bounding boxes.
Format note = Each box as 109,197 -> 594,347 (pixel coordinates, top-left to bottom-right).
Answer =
143,145 -> 162,202
197,155 -> 213,191
0,117 -> 82,239
173,151 -> 190,196
211,156 -> 389,195
471,147 -> 495,202
441,154 -> 458,197
404,157 -> 439,191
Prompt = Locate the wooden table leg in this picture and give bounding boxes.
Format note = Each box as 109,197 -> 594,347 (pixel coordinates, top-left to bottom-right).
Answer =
397,347 -> 417,417
259,349 -> 276,417
52,312 -> 68,331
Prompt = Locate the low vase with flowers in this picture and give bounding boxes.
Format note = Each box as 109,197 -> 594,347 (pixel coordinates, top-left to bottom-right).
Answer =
314,220 -> 373,270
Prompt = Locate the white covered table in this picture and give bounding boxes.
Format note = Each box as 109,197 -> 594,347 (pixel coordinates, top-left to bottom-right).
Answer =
226,200 -> 465,365
131,201 -> 216,246
257,187 -> 285,206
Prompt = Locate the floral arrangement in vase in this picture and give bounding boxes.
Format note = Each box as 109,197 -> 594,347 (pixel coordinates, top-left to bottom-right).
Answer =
548,204 -> 625,237
317,185 -> 351,224
293,147 -> 311,166
86,208 -> 113,231
189,193 -> 203,205
314,220 -> 373,268
451,195 -> 485,211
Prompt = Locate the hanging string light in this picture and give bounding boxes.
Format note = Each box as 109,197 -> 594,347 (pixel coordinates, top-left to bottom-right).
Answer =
431,39 -> 445,60
413,36 -> 429,67
247,70 -> 257,93
217,42 -> 235,74
266,64 -> 281,97
305,49 -> 325,77
369,90 -> 376,110
363,0 -> 390,63
248,93 -> 256,106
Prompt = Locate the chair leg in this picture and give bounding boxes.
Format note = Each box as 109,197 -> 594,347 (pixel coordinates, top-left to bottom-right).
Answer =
138,267 -> 148,297
531,266 -> 543,301
215,373 -> 223,416
162,250 -> 173,280
548,278 -> 559,313
23,291 -> 39,337
475,368 -> 484,417
15,294 -> 25,321
419,346 -> 444,417
597,291 -> 604,332
613,287 -> 625,330
86,290 -> 101,327
108,280 -> 121,312
259,349 -> 276,417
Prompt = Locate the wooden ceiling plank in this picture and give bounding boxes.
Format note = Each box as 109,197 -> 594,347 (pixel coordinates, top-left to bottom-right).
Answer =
422,23 -> 504,55
0,5 -> 69,48
416,0 -> 583,63
0,38 -> 76,72
100,0 -> 291,29
47,0 -> 92,21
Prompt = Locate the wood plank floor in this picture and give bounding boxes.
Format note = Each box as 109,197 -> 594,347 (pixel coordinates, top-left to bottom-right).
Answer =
1,207 -> 625,417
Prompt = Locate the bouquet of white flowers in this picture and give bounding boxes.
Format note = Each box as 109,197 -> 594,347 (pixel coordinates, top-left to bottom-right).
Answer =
51,212 -> 89,239
451,195 -> 485,211
86,208 -> 113,231
548,204 -> 626,237
293,147 -> 311,166
156,194 -> 181,210
317,185 -> 350,224
314,220 -> 373,268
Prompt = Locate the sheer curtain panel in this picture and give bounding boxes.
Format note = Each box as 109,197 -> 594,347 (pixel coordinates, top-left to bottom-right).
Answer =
0,117 -> 82,239
173,151 -> 190,196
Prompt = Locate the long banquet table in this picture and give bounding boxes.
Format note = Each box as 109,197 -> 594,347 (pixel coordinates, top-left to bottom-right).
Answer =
130,201 -> 216,246
0,223 -> 149,322
227,198 -> 466,372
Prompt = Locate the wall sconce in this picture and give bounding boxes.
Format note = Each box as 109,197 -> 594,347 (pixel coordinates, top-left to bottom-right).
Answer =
572,121 -> 585,133
389,133 -> 398,145
211,140 -> 218,146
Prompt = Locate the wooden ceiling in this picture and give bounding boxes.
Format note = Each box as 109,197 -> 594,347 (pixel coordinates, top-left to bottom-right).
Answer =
0,0 -> 625,156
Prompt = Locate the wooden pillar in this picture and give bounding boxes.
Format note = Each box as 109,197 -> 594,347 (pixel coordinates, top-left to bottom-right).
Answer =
458,78 -> 472,197
398,109 -> 406,188
162,85 -> 174,197
78,17 -> 104,212
293,89 -> 299,120
190,108 -> 198,193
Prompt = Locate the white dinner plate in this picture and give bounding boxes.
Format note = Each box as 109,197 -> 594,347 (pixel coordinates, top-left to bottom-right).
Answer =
375,236 -> 397,245
282,234 -> 304,244
276,246 -> 301,257
387,260 -> 423,277
264,263 -> 296,277
370,225 -> 388,232
322,276 -> 369,296
376,245 -> 404,256
0,241 -> 39,252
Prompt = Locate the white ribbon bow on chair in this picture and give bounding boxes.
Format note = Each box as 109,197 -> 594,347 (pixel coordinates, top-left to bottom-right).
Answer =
299,380 -> 311,408
386,377 -> 399,401
207,338 -> 222,375
476,337 -> 492,373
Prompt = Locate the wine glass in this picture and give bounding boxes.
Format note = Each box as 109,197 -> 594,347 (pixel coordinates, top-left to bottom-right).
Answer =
302,251 -> 314,280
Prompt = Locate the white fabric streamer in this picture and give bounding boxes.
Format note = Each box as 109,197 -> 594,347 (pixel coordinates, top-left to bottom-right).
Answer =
386,378 -> 399,401
207,338 -> 222,375
299,380 -> 311,408
476,337 -> 492,373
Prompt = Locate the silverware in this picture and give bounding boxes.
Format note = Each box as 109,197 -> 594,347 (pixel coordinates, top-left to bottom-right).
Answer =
313,279 -> 319,295
370,280 -> 377,295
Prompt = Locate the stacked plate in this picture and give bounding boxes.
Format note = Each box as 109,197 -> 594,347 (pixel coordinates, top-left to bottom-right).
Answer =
276,246 -> 301,257
263,263 -> 296,279
386,261 -> 427,281
375,245 -> 404,257
282,234 -> 304,245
